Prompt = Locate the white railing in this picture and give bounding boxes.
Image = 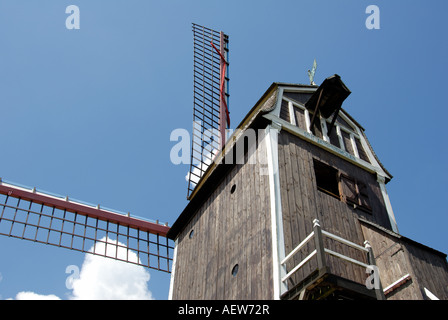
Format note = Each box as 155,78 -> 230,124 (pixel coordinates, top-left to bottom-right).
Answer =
281,219 -> 372,284
281,231 -> 317,283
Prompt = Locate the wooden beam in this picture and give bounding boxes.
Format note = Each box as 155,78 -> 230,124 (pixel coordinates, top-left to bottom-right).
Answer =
309,88 -> 323,132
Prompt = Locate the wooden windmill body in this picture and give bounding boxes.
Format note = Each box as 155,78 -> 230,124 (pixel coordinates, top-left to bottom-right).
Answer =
167,77 -> 448,300
1,24 -> 446,301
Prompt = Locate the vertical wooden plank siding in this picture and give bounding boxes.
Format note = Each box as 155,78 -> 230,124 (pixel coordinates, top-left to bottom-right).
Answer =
277,130 -> 388,286
171,139 -> 273,299
169,84 -> 448,300
360,222 -> 448,300
405,243 -> 448,300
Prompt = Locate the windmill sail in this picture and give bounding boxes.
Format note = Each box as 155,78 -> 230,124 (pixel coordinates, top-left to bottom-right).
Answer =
0,179 -> 173,272
188,23 -> 229,199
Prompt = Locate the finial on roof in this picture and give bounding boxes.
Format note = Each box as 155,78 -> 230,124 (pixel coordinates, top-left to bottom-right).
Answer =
307,59 -> 317,85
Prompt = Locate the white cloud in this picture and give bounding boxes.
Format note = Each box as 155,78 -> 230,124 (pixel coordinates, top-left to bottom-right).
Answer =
69,237 -> 153,300
8,237 -> 153,300
13,291 -> 61,300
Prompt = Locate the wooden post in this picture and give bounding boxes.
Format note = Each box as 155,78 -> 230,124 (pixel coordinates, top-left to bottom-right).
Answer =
313,219 -> 326,273
364,240 -> 386,300
309,89 -> 323,132
219,31 -> 228,150
326,105 -> 341,135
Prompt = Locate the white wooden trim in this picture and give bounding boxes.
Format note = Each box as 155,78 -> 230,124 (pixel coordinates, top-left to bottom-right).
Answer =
281,231 -> 315,265
282,87 -> 317,94
280,97 -> 374,167
354,126 -> 390,179
168,239 -> 178,300
339,124 -> 360,139
355,126 -> 376,166
350,133 -> 360,158
283,96 -> 360,137
324,248 -> 370,268
288,101 -> 296,126
272,87 -> 284,118
377,175 -> 399,233
336,125 -> 345,152
338,110 -> 357,132
383,273 -> 411,293
304,109 -> 312,134
322,230 -> 369,253
263,114 -> 382,176
424,287 -> 440,300
321,118 -> 330,143
281,250 -> 317,283
281,93 -> 365,140
265,123 -> 288,299
282,96 -> 306,110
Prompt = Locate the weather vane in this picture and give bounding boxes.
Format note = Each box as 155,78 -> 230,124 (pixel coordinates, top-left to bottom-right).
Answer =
308,59 -> 317,85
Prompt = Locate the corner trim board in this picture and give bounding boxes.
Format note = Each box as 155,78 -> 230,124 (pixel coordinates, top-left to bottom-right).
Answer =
265,124 -> 287,299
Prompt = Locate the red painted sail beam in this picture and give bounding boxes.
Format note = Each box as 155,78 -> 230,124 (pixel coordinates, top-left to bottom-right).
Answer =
211,40 -> 230,126
0,182 -> 170,237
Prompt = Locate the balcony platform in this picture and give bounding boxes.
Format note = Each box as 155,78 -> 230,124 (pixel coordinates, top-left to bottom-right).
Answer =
281,267 -> 377,300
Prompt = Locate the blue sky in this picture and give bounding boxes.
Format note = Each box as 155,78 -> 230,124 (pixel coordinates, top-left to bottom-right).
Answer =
0,0 -> 447,299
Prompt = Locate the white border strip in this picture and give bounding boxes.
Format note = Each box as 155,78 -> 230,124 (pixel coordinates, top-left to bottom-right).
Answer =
265,123 -> 287,299
168,239 -> 178,300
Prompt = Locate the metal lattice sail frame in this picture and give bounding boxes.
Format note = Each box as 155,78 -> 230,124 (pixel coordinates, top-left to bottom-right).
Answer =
188,23 -> 229,199
0,179 -> 174,273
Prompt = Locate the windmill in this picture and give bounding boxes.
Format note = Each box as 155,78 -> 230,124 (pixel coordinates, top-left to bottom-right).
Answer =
0,23 -> 230,278
3,23 -> 447,301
